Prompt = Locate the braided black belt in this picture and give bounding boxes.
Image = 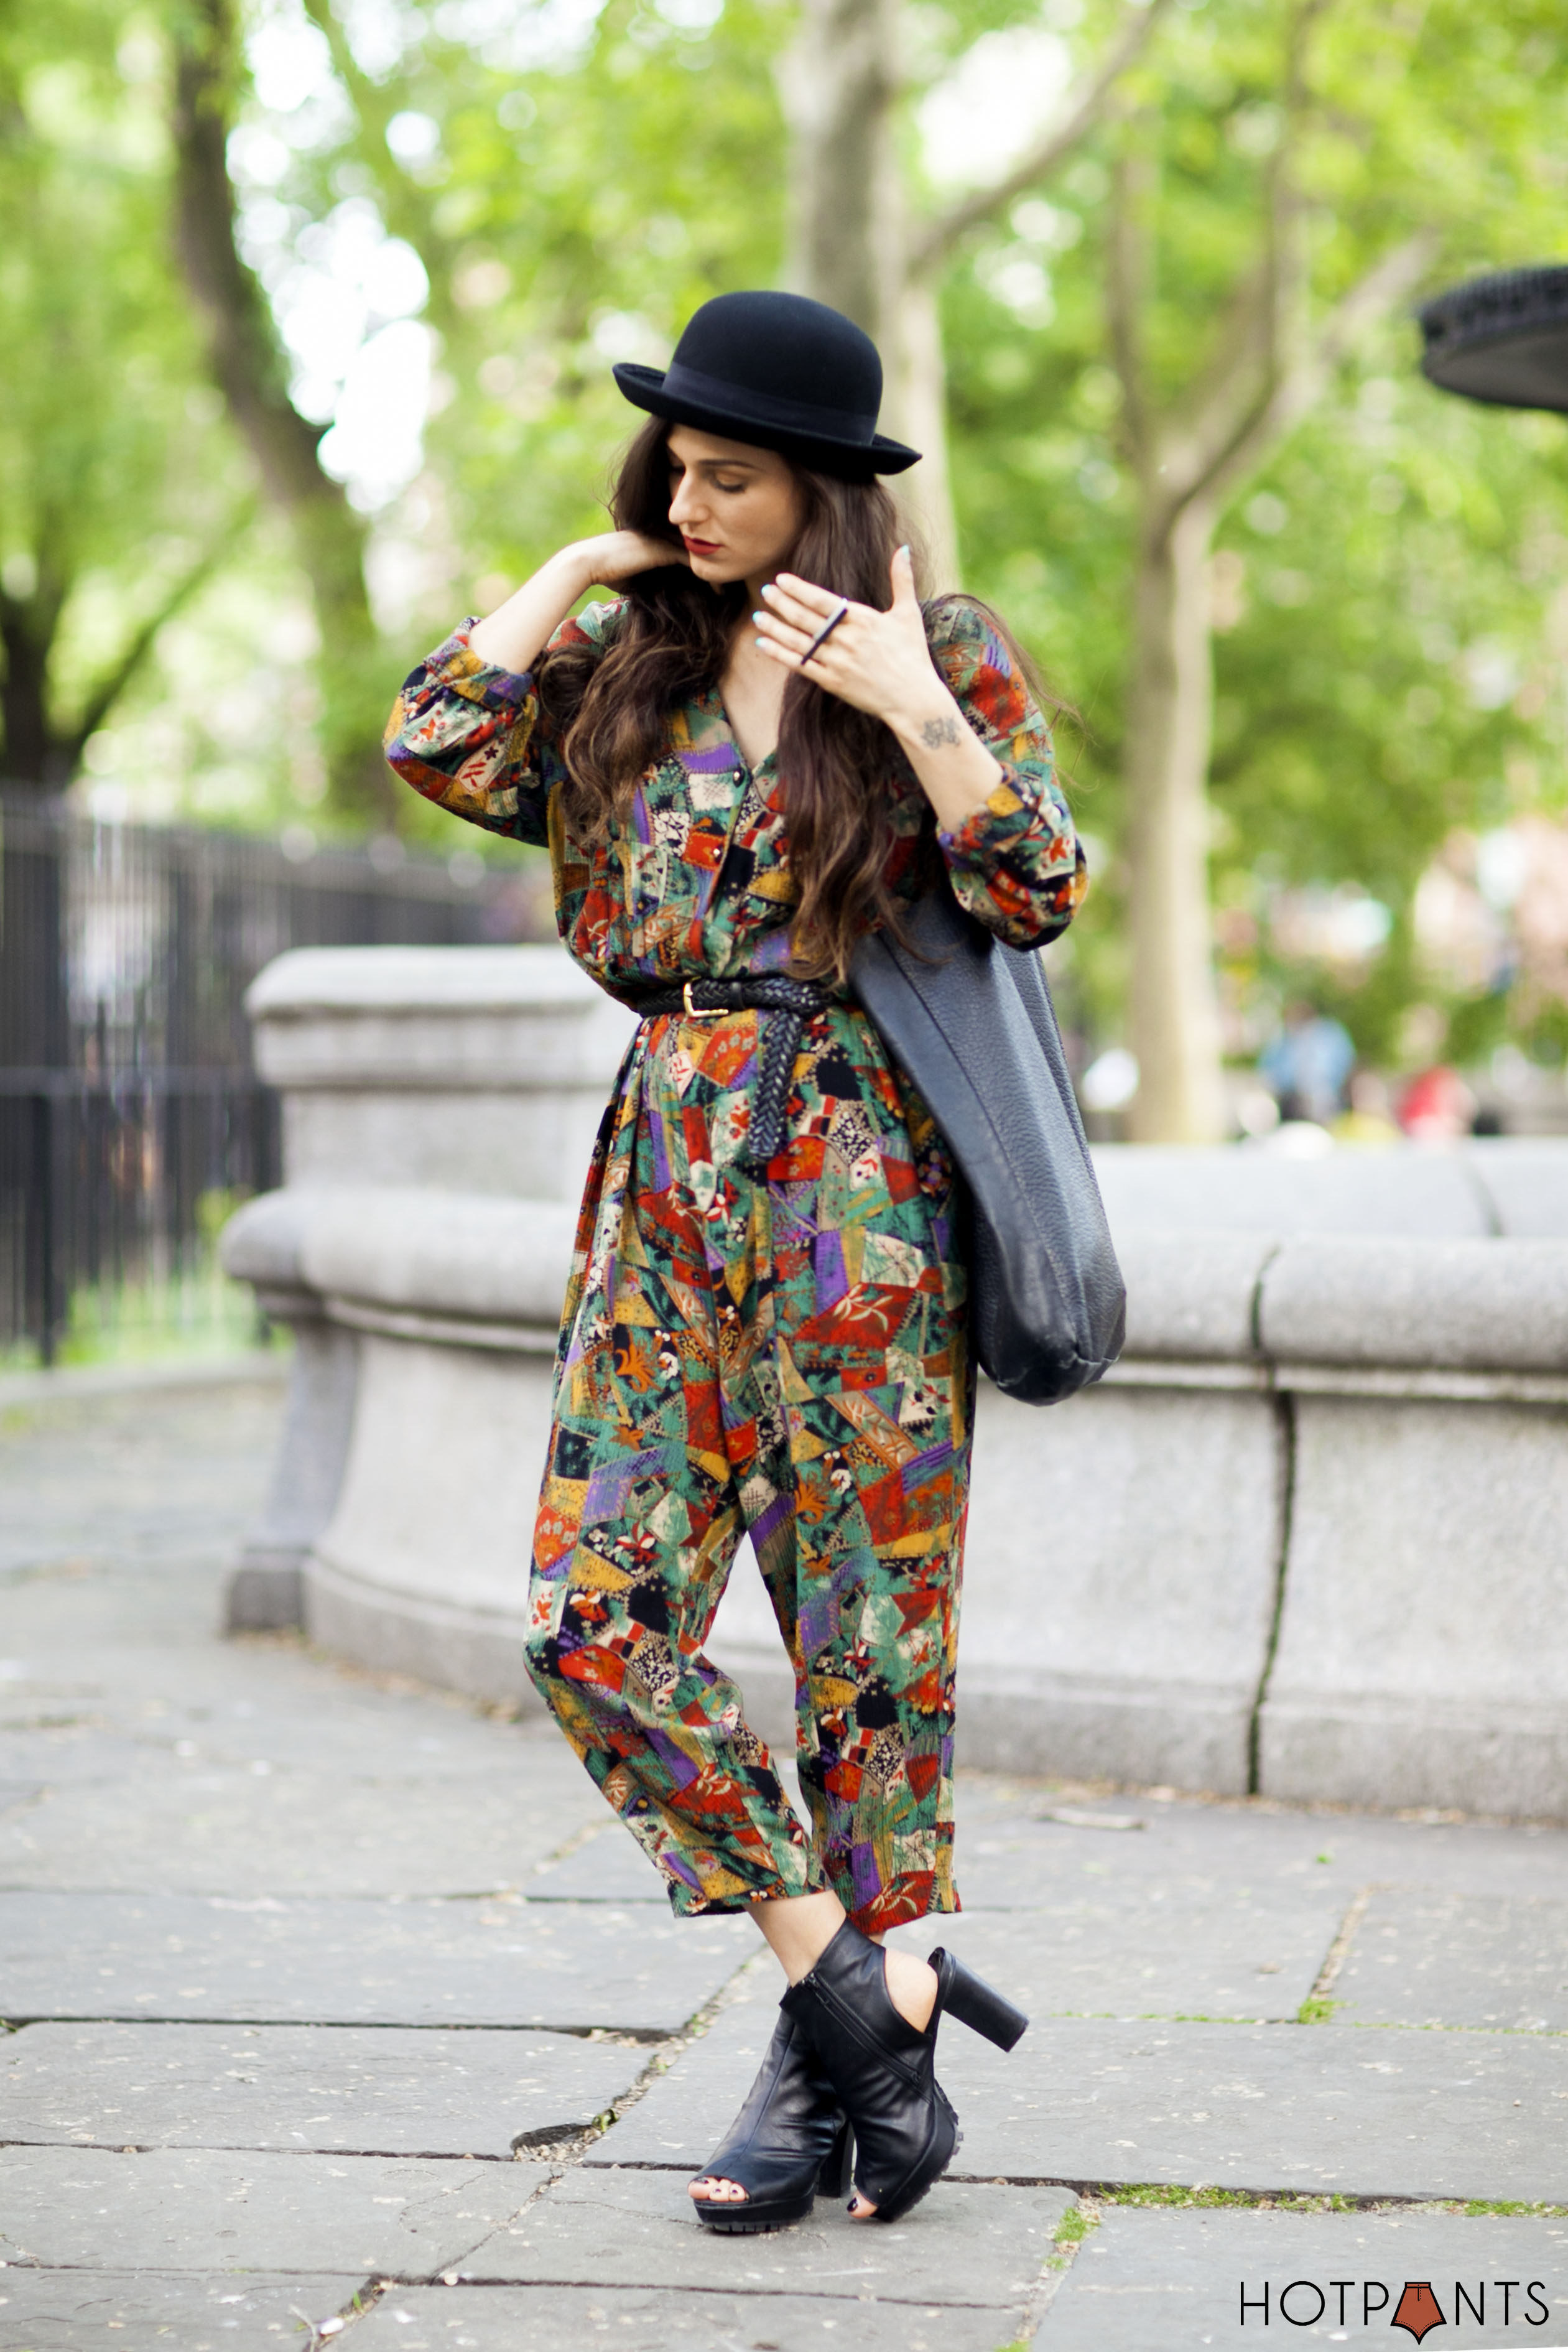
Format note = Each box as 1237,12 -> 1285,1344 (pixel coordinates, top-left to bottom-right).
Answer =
632,975 -> 832,1176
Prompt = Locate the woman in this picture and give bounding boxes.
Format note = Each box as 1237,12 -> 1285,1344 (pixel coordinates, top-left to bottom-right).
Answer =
386,289 -> 1085,2231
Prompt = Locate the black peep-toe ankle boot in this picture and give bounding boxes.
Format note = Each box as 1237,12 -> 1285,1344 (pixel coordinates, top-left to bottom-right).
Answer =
781,1921 -> 1029,2225
689,2011 -> 853,2234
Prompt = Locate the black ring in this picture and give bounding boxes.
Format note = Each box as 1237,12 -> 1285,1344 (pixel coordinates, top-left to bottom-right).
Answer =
800,599 -> 851,665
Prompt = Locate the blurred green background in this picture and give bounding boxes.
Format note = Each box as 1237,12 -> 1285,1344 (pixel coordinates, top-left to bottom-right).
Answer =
4,0 -> 1567,1141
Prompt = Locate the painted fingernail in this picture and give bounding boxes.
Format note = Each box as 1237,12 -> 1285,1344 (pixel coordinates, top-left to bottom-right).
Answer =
753,611 -> 766,623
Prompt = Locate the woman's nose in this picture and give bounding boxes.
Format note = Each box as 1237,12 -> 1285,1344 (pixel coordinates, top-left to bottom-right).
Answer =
669,479 -> 703,527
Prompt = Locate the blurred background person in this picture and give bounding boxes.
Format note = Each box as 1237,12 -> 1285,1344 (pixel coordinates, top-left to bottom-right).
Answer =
1259,1000 -> 1357,1128
1399,1064 -> 1478,1143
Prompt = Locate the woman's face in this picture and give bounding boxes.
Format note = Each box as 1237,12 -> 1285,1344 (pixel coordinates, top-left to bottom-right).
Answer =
665,425 -> 804,588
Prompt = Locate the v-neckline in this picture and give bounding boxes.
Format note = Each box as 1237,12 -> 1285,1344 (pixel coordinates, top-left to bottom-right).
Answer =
712,688 -> 777,780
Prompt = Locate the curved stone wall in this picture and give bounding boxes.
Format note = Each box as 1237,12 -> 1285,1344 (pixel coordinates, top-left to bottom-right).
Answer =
248,944 -> 637,1199
224,944 -> 1568,1816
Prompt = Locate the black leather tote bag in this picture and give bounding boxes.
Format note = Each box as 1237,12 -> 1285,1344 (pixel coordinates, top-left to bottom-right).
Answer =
850,886 -> 1125,1405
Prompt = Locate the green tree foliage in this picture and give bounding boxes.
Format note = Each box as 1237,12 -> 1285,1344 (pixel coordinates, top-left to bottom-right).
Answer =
0,3 -> 246,785
6,0 -> 1567,1089
285,0 -> 786,606
1208,371 -> 1568,1067
942,0 -> 1568,1069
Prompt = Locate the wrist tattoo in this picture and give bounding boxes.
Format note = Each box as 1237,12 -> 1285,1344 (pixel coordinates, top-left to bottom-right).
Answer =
918,714 -> 963,750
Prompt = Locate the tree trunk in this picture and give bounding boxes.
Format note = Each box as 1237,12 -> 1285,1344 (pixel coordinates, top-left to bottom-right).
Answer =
1,529 -> 238,791
884,276 -> 960,588
169,0 -> 392,821
777,0 -> 967,585
777,0 -> 902,337
0,592 -> 68,789
779,1 -> 1161,595
1123,498 -> 1227,1143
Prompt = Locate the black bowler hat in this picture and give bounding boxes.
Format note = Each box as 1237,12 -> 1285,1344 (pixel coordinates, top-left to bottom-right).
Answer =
613,290 -> 921,476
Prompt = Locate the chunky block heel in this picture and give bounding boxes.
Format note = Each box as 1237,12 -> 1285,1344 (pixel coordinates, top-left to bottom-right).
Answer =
930,1948 -> 1029,2052
782,1921 -> 961,2226
781,1927 -> 1032,2226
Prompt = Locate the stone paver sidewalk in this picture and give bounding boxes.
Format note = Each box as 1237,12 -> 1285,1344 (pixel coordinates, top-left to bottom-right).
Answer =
2,1378 -> 1566,2350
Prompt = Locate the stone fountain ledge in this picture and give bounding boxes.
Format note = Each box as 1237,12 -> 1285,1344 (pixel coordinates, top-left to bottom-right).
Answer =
223,1187 -> 1568,1817
221,945 -> 1568,1820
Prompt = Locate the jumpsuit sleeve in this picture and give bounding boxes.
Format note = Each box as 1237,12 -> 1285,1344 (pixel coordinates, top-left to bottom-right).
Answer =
926,598 -> 1087,951
383,600 -> 624,847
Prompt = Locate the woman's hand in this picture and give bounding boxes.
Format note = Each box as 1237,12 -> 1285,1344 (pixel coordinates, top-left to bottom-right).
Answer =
468,533 -> 688,672
570,529 -> 691,588
753,545 -> 943,731
753,547 -> 1006,830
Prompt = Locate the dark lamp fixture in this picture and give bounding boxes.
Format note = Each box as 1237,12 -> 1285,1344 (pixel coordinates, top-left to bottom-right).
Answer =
1419,266 -> 1568,414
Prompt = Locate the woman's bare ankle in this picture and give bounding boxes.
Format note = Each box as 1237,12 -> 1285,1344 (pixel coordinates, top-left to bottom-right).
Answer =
882,1945 -> 939,2034
754,1886 -> 847,1984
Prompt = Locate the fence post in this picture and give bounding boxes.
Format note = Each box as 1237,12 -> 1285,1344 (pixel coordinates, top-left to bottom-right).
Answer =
1,786 -> 537,1362
29,1089 -> 60,1367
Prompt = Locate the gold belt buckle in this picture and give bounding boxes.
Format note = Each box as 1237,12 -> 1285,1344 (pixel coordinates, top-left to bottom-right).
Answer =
683,981 -> 726,1020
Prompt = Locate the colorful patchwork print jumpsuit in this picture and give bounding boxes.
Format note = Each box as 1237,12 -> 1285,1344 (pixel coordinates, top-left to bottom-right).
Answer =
385,597 -> 1083,1935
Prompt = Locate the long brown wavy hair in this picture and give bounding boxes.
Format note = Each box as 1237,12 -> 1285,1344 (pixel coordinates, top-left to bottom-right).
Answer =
536,417 -> 1049,981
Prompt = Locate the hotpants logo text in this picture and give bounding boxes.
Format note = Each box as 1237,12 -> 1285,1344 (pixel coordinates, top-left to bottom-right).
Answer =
1240,2277 -> 1552,2333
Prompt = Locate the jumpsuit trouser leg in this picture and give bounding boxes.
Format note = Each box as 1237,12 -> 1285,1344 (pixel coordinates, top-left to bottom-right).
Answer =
523,1005 -> 971,1938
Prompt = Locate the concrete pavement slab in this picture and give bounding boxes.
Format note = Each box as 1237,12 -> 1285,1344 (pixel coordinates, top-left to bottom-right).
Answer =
1,1574 -> 243,1662
528,1787 -> 1498,1925
526,1821 -> 674,1902
952,1788 -> 1568,1908
461,2160 -> 1073,2300
583,1964 -> 779,2169
1035,2206 -> 1568,2348
0,1728 -> 174,1787
1331,1891 -> 1568,2031
0,1892 -> 752,2031
0,2145 -> 549,2274
0,2021 -> 653,2156
0,2269 -> 364,2351
883,1887 -> 1344,2019
0,1699 -> 596,1793
12,1377 -> 1568,2348
347,2282 -> 1033,2351
600,2011 -> 1568,2201
932,2019 -> 1568,2200
0,1383 -> 279,1578
0,1760 -> 606,1896
0,1662 -> 586,1795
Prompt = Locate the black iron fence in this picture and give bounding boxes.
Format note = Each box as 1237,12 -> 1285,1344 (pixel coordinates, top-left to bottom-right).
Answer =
0,789 -> 542,1366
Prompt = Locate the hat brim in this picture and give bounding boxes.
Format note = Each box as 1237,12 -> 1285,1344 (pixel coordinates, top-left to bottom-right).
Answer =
613,363 -> 921,476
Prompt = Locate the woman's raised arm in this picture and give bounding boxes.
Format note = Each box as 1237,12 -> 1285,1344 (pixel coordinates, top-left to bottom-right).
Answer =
468,531 -> 687,672
385,532 -> 688,845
